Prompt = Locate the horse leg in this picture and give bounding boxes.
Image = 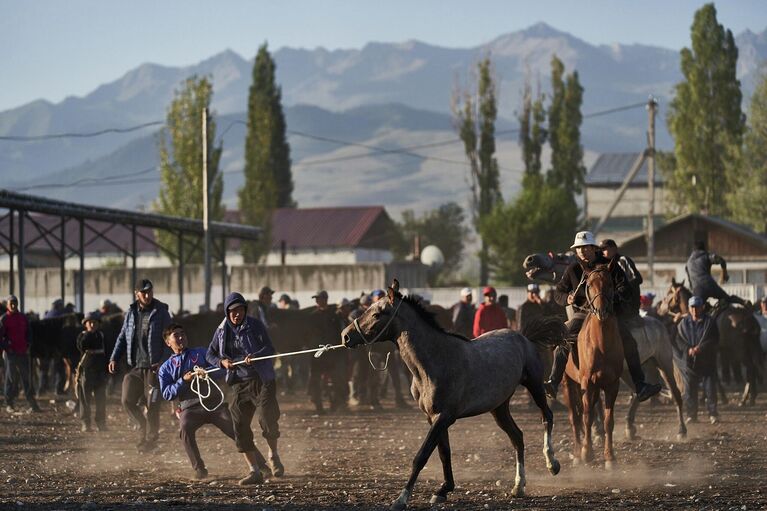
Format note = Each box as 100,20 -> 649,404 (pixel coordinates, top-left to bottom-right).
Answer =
391,414 -> 454,511
623,382 -> 640,441
580,384 -> 597,463
657,356 -> 687,439
491,403 -> 526,497
564,376 -> 583,465
603,380 -> 619,470
522,377 -> 561,476
429,430 -> 455,505
591,393 -> 605,443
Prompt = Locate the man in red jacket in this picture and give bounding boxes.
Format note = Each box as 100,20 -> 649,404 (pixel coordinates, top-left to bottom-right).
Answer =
473,286 -> 508,338
1,295 -> 41,413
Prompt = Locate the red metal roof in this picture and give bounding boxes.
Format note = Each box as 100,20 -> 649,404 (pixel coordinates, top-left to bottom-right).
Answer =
269,206 -> 388,249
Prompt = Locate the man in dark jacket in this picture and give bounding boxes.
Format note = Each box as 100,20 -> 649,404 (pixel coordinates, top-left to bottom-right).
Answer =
206,292 -> 282,485
674,296 -> 719,424
159,323 -> 263,480
685,241 -> 745,306
518,283 -> 545,333
600,239 -> 643,319
108,279 -> 172,452
307,290 -> 348,413
450,288 -> 475,338
544,231 -> 661,402
1,295 -> 41,413
76,312 -> 108,432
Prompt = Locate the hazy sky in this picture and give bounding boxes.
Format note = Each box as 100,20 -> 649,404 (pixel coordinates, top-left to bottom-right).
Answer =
1,0 -> 765,112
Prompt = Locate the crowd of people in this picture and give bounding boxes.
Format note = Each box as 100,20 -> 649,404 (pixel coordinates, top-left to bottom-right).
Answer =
1,231 -> 766,482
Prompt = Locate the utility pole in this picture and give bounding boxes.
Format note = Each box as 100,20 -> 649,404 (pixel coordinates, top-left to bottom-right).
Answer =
202,108 -> 211,311
646,97 -> 657,286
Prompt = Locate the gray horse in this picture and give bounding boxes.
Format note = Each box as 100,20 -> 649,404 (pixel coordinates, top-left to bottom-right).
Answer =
341,280 -> 565,511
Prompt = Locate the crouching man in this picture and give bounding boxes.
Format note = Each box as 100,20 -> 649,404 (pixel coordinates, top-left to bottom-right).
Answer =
207,292 -> 284,485
158,323 -> 268,481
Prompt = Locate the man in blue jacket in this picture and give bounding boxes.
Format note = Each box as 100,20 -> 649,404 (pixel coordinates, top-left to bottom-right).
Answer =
108,279 -> 172,452
206,292 -> 283,485
159,323 -> 267,480
674,296 -> 720,424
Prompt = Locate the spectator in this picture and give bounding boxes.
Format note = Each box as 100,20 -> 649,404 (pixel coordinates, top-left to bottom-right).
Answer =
277,294 -> 291,310
518,283 -> 545,333
1,296 -> 41,413
308,291 -> 348,413
473,286 -> 508,337
673,296 -> 720,424
76,312 -> 108,432
498,294 -> 517,330
108,279 -> 172,452
254,286 -> 275,326
451,288 -> 475,338
44,299 -> 65,319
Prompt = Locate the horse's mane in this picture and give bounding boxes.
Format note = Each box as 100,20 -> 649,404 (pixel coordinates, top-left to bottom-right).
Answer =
400,294 -> 471,342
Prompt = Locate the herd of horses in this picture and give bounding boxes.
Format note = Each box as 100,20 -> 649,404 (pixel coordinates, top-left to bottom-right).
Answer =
18,266 -> 763,511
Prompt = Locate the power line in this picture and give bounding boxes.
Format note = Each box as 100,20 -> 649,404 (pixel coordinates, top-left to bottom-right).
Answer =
0,120 -> 164,141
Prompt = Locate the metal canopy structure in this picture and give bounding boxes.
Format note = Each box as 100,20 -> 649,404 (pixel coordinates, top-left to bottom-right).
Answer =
0,189 -> 262,312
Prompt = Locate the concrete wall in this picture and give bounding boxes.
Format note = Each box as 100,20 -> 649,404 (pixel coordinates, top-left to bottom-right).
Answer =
0,261 -> 427,315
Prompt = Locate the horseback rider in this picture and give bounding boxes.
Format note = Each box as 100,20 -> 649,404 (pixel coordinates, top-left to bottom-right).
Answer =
600,239 -> 642,321
543,231 -> 662,402
685,241 -> 746,306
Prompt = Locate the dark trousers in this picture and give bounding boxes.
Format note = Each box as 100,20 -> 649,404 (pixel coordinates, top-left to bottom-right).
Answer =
682,369 -> 718,418
308,351 -> 348,410
229,377 -> 280,453
350,349 -> 381,406
78,373 -> 106,427
549,314 -> 646,387
37,357 -> 67,395
121,367 -> 161,442
179,405 -> 236,471
3,353 -> 37,407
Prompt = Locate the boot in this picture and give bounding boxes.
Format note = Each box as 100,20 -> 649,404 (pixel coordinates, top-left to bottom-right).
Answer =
544,346 -> 569,399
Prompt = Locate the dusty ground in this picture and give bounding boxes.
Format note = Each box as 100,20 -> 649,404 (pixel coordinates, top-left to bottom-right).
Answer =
1,387 -> 766,510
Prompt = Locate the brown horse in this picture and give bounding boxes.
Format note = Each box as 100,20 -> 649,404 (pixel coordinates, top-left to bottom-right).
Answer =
562,262 -> 624,468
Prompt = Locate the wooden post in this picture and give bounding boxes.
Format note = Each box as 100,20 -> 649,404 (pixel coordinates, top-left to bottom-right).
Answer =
646,97 -> 657,286
202,107 -> 211,311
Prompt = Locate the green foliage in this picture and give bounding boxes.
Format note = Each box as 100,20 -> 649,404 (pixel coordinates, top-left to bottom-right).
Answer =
239,43 -> 294,263
154,76 -> 223,264
392,202 -> 471,283
452,56 -> 502,285
481,174 -> 577,285
518,79 -> 548,178
546,55 -> 586,195
666,3 -> 744,216
726,72 -> 767,233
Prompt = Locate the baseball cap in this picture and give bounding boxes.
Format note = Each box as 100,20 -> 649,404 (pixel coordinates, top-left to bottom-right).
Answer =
6,295 -> 18,303
312,290 -> 328,300
259,286 -> 275,296
482,286 -> 497,296
136,279 -> 153,292
526,283 -> 540,293
278,293 -> 291,303
688,296 -> 704,308
460,287 -> 472,298
371,289 -> 385,299
599,239 -> 618,249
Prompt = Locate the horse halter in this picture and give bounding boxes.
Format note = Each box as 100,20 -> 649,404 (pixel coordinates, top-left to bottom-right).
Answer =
352,296 -> 404,346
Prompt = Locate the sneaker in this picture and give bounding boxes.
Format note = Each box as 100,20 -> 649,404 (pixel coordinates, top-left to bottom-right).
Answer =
267,456 -> 284,477
543,380 -> 558,400
238,470 -> 264,486
635,382 -> 662,403
709,415 -> 719,425
5,405 -> 16,414
193,467 -> 209,480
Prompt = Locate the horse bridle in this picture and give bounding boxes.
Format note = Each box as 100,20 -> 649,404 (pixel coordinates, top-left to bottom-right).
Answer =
352,296 -> 404,346
583,268 -> 614,317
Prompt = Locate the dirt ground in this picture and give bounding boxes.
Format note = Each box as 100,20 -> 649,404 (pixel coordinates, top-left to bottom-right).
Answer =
2,386 -> 767,510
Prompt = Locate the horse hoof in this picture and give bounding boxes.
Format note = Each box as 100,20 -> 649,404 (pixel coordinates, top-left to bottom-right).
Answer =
511,485 -> 525,498
548,459 -> 561,476
429,495 -> 447,505
605,460 -> 616,471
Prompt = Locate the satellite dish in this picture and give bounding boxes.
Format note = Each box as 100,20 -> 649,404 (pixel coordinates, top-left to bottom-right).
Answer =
420,245 -> 444,268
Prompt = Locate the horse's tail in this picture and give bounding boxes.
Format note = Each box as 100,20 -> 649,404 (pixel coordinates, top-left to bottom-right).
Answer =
521,316 -> 568,349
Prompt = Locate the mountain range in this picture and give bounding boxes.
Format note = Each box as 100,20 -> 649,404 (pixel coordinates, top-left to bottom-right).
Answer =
1,22 -> 765,216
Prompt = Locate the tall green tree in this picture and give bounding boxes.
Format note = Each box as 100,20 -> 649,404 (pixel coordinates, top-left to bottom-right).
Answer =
392,202 -> 471,283
452,57 -> 502,285
155,76 -> 223,263
547,55 -> 586,196
518,78 -> 548,180
239,43 -> 294,262
666,3 -> 744,216
726,73 -> 767,233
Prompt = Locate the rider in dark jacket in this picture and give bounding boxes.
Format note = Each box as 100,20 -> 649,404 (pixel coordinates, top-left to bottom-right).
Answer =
685,241 -> 746,306
544,231 -> 662,403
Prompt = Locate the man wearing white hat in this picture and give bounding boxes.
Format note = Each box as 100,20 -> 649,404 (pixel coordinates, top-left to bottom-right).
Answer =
544,231 -> 662,403
451,288 -> 475,338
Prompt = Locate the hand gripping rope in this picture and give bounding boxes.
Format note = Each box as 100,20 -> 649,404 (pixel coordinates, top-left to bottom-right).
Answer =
190,344 -> 345,412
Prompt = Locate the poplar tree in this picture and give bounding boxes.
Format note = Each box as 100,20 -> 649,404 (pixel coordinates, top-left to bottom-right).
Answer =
240,43 -> 294,262
666,3 -> 744,216
518,79 -> 548,181
155,76 -> 223,263
452,57 -> 502,285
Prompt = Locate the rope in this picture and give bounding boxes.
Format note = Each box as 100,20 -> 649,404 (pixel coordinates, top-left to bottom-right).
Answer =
189,344 -> 346,411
